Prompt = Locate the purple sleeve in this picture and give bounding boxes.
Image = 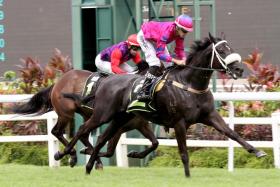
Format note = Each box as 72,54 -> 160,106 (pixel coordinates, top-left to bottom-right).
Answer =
155,35 -> 172,62
174,38 -> 186,60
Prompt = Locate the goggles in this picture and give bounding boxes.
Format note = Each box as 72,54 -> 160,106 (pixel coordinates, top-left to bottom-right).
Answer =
130,45 -> 141,51
180,27 -> 189,34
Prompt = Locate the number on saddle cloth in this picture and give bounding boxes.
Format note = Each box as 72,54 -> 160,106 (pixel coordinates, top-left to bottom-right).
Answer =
127,75 -> 164,113
82,73 -> 107,109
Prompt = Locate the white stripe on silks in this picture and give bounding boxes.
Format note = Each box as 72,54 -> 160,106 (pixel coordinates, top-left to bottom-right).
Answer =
128,41 -> 139,46
175,20 -> 186,30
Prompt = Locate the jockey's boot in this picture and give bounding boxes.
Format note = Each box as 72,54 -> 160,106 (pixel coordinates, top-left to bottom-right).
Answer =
137,66 -> 162,102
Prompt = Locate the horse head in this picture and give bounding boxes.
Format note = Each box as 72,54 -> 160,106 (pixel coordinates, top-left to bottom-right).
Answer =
207,32 -> 243,79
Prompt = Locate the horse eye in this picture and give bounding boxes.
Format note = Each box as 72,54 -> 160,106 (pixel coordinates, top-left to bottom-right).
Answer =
225,45 -> 231,51
218,45 -> 231,54
217,47 -> 226,54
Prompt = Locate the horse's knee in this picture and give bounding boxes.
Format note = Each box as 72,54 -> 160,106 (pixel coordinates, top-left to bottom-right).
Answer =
51,128 -> 60,136
152,141 -> 159,148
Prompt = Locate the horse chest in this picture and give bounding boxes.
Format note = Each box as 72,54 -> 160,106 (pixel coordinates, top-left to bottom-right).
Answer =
179,95 -> 209,121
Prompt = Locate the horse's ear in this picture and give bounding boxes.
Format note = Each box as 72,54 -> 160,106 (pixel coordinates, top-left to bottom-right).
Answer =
221,32 -> 226,40
208,32 -> 215,43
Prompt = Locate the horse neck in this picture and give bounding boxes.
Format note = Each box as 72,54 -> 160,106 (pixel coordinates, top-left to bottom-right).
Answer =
176,56 -> 214,91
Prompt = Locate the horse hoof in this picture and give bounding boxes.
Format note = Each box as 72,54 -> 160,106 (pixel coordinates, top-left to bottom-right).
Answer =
69,158 -> 77,168
95,163 -> 104,170
256,150 -> 267,158
127,151 -> 139,158
86,165 -> 93,175
54,152 -> 61,161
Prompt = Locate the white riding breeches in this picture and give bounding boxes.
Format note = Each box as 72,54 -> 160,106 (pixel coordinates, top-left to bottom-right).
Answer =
137,30 -> 173,68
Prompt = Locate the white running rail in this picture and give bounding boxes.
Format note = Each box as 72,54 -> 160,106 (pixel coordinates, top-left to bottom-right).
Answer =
0,95 -> 59,167
1,93 -> 280,170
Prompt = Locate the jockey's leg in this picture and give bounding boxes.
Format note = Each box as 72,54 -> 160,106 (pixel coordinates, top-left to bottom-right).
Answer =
95,54 -> 113,74
136,30 -> 165,101
137,65 -> 162,101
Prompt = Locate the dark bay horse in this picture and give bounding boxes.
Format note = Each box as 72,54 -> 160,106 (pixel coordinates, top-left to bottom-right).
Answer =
13,62 -> 159,168
60,33 -> 266,176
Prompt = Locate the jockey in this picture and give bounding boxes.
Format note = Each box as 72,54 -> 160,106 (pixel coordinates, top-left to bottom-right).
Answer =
95,34 -> 143,74
136,14 -> 193,101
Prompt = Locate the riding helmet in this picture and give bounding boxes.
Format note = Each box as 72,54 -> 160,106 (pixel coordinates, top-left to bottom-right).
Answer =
175,14 -> 193,32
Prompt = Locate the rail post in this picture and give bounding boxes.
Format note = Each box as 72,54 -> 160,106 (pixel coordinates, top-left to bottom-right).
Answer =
116,133 -> 128,167
272,112 -> 280,168
228,101 -> 235,171
46,111 -> 60,167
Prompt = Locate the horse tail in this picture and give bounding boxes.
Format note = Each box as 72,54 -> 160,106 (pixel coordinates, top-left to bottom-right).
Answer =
62,93 -> 83,108
13,85 -> 54,115
63,93 -> 95,115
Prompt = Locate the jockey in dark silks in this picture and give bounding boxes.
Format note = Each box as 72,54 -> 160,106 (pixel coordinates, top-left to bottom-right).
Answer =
136,14 -> 193,101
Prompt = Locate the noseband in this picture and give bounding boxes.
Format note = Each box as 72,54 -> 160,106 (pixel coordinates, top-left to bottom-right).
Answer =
185,40 -> 241,74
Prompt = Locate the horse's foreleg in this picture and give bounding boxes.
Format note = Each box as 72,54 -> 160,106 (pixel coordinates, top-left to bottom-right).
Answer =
79,132 -> 94,154
86,122 -> 122,174
78,131 -> 103,170
98,127 -> 122,158
127,123 -> 159,158
86,113 -> 133,174
77,122 -> 121,158
58,113 -> 104,160
174,120 -> 190,177
203,110 -> 267,157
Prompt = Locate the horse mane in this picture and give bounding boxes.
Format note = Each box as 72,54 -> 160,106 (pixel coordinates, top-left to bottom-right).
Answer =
186,37 -> 212,64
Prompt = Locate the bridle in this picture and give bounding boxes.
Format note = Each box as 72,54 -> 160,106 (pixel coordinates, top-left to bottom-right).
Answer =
161,39 -> 242,94
185,40 -> 242,75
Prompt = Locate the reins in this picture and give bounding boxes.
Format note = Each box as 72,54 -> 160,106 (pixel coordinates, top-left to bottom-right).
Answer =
184,64 -> 226,72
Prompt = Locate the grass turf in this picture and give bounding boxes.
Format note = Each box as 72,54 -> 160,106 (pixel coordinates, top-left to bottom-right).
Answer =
0,164 -> 279,187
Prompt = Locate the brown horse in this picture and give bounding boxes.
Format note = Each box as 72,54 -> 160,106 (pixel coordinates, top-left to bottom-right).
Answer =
60,33 -> 267,176
13,62 -> 159,168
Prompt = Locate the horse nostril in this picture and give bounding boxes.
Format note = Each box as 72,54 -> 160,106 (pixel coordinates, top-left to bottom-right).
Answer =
236,68 -> 243,75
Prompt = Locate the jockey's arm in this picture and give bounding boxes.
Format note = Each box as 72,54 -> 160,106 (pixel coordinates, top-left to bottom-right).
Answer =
132,52 -> 142,64
156,41 -> 185,66
172,38 -> 186,66
174,37 -> 186,60
111,49 -> 126,74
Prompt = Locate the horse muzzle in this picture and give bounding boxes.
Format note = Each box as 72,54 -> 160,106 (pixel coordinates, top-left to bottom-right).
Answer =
224,53 -> 243,79
227,64 -> 244,79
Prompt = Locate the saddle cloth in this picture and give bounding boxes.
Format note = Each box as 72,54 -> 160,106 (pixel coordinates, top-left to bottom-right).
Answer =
126,76 -> 165,113
81,73 -> 105,110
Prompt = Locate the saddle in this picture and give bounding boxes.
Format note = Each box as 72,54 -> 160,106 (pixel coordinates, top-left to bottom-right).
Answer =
81,72 -> 107,110
126,75 -> 165,113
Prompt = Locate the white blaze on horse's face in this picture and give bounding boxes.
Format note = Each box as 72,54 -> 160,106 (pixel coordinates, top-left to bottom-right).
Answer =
210,40 -> 242,70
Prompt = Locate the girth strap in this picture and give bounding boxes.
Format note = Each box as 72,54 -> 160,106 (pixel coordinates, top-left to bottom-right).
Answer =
156,73 -> 210,94
166,80 -> 209,94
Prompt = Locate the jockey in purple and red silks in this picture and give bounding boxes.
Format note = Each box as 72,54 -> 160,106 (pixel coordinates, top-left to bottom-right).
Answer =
95,34 -> 143,74
136,14 -> 193,101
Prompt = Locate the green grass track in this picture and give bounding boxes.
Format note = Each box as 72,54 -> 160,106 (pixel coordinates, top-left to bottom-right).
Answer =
0,164 -> 279,187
